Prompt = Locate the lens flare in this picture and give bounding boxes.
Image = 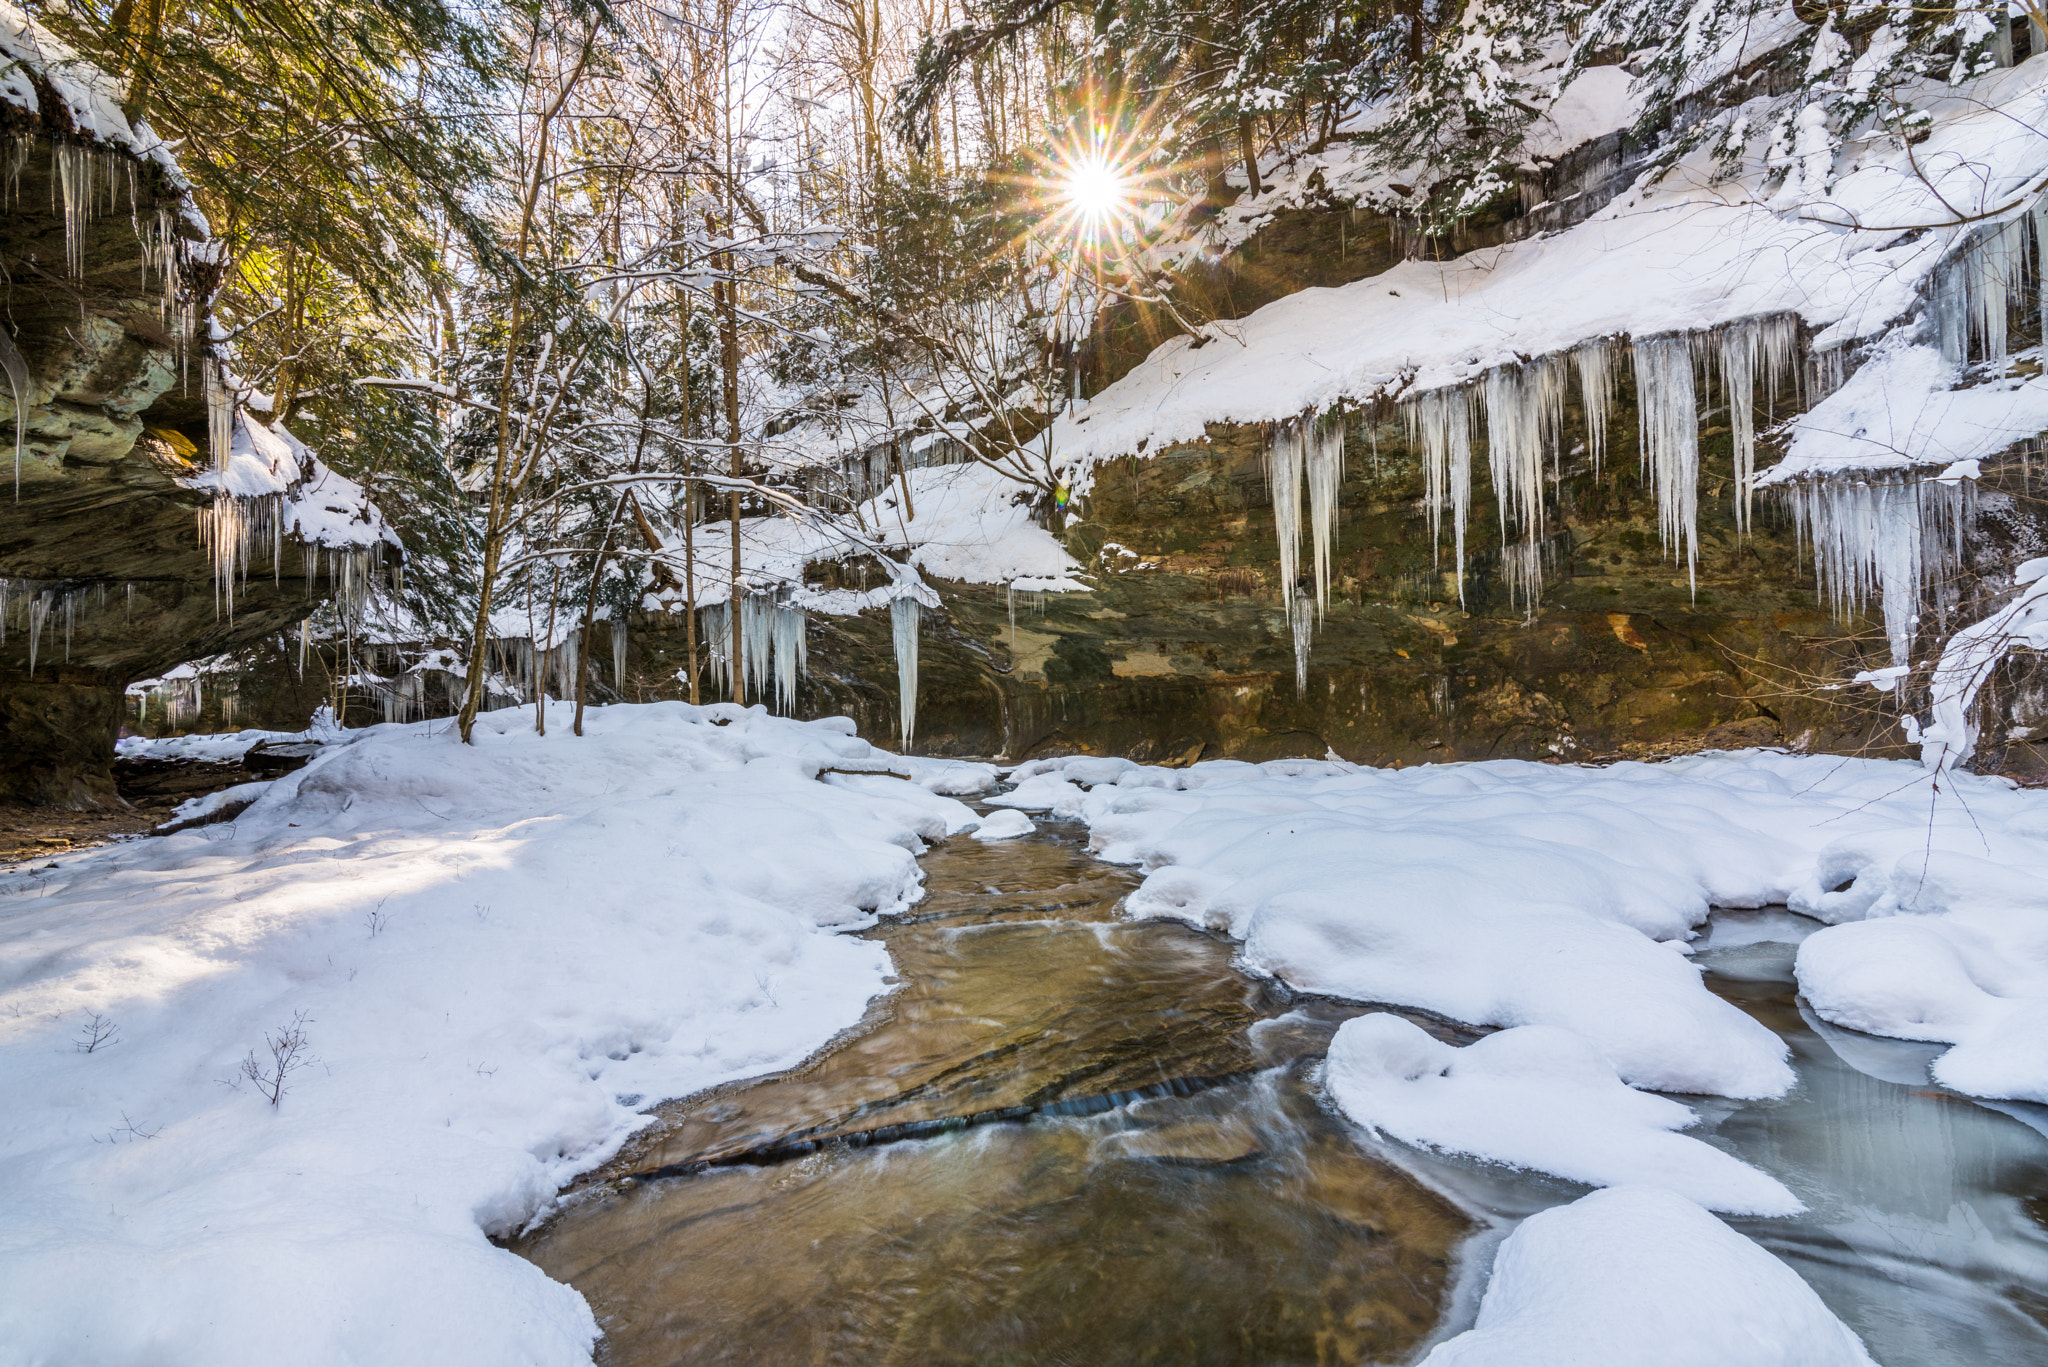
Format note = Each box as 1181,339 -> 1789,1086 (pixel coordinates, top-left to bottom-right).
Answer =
1063,156 -> 1127,225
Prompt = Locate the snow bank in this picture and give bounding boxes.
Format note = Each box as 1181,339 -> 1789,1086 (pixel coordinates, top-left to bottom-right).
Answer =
0,702 -> 964,1367
1326,1014 -> 1799,1214
1024,748 -> 2048,1105
1419,1187 -> 1877,1367
866,462 -> 1084,586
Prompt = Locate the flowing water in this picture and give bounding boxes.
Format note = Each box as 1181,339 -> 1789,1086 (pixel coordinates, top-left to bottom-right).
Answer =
515,823 -> 2048,1366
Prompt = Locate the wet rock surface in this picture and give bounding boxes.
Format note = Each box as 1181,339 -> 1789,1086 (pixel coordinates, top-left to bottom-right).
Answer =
514,825 -> 1472,1367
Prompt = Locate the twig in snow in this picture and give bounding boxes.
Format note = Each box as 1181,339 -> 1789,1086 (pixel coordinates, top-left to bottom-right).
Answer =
239,1011 -> 314,1109
75,1012 -> 119,1053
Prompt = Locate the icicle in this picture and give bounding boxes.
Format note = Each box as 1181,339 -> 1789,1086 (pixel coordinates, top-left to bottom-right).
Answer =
1574,341 -> 1615,474
1264,419 -> 1305,601
771,604 -> 806,713
2035,194 -> 2048,336
1305,413 -> 1345,620
1403,386 -> 1475,604
1502,539 -> 1555,617
1708,315 -> 1800,534
891,596 -> 920,750
1784,476 -> 1973,666
1631,335 -> 1701,591
1289,587 -> 1313,695
698,602 -> 731,695
0,321 -> 26,498
298,618 -> 310,679
1482,357 -> 1565,544
611,616 -> 628,689
55,142 -> 97,280
27,588 -> 51,675
205,367 -> 233,473
1932,219 -> 2026,365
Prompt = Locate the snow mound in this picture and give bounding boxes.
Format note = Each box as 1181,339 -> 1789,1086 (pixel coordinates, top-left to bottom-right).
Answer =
1419,1187 -> 1877,1367
971,808 -> 1035,842
1325,1015 -> 1801,1216
900,755 -> 1002,796
0,701 -> 958,1367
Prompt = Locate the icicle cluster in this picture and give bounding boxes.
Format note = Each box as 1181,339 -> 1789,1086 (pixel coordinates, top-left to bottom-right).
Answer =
2,577 -> 108,674
1404,388 -> 1474,603
1483,356 -> 1566,546
1006,583 -> 1046,647
1703,316 -> 1800,533
1394,315 -> 1803,612
1632,335 -> 1701,590
486,633 -> 582,705
697,594 -> 808,712
1932,219 -> 2028,366
891,596 -> 920,749
1264,414 -> 1346,691
198,491 -> 284,616
1787,477 -> 1973,667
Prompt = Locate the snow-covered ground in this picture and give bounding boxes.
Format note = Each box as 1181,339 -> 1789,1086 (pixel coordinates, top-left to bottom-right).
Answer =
0,703 -> 996,1367
12,714 -> 2041,1364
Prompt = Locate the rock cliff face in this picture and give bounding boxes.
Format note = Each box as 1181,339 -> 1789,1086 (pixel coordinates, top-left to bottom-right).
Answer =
0,18 -> 386,806
622,394 -> 1990,767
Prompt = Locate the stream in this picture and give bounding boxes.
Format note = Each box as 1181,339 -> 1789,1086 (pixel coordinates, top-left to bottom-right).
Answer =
515,818 -> 2048,1366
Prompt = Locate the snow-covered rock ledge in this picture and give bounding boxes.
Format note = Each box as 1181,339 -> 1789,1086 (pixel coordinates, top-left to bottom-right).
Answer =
0,702 -> 996,1366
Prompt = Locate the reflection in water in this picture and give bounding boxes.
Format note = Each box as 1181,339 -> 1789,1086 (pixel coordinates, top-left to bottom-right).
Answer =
514,837 -> 2048,1367
515,831 -> 1470,1366
1694,910 -> 2048,1367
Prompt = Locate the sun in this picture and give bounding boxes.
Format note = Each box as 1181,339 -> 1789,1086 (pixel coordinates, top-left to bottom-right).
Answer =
1063,155 -> 1127,226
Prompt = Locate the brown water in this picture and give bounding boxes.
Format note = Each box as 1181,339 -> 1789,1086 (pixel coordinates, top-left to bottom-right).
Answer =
514,829 -> 1472,1366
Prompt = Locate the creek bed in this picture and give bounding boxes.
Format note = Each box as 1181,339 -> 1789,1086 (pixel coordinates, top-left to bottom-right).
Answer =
514,822 -> 2048,1366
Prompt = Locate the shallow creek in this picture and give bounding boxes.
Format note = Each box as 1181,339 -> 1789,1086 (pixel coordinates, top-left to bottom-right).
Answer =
515,822 -> 2048,1366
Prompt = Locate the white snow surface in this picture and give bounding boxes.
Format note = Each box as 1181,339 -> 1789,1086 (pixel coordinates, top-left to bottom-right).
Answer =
115,727 -> 305,762
0,702 -> 973,1367
156,779 -> 274,830
1049,58 -> 2048,482
650,464 -> 1081,616
1418,1186 -> 1877,1367
970,808 -> 1035,841
1769,340 -> 2048,480
1324,1014 -> 1801,1215
1021,747 -> 2048,1105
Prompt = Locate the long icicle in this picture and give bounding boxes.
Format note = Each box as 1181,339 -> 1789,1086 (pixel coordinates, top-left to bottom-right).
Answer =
1632,335 -> 1701,592
1404,387 -> 1474,605
1573,340 -> 1615,475
891,596 -> 920,751
1305,412 -> 1345,620
1265,418 -> 1305,603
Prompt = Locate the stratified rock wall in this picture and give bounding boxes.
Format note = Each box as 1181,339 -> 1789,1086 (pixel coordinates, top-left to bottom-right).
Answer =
606,383 -> 2012,766
0,17 -> 386,806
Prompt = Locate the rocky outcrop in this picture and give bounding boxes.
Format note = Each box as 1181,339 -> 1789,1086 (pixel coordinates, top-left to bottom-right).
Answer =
0,14 -> 388,806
